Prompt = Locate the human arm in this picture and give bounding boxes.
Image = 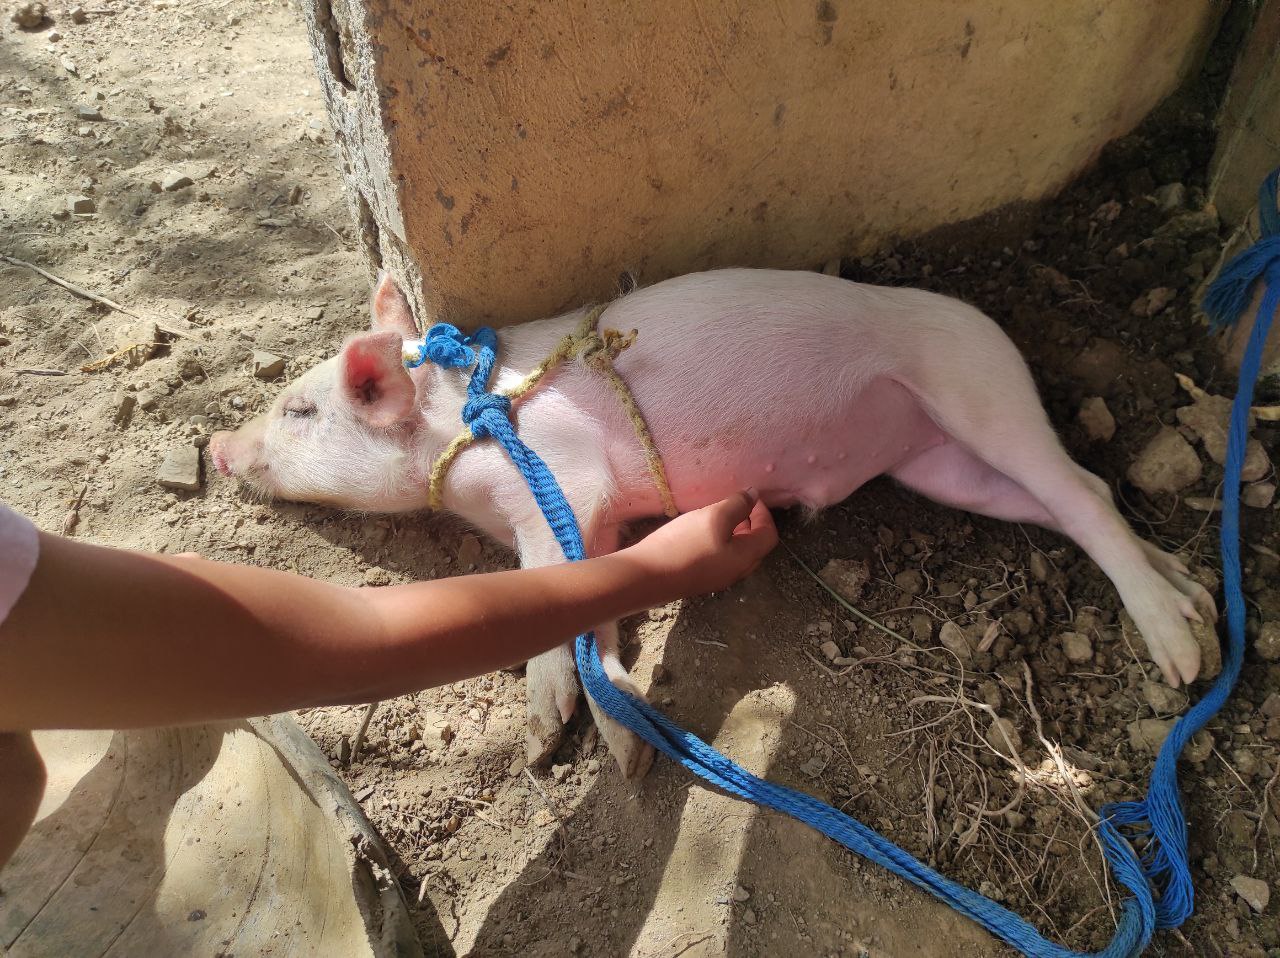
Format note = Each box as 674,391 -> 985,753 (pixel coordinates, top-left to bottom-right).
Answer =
0,492 -> 776,730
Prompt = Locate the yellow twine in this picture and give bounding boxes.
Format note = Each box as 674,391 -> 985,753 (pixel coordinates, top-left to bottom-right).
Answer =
427,305 -> 678,518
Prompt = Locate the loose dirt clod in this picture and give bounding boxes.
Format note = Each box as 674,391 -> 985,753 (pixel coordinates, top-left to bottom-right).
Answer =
155,445 -> 202,491
1128,426 -> 1202,495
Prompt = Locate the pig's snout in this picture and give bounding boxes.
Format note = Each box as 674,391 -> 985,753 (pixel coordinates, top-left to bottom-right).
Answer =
208,431 -> 233,476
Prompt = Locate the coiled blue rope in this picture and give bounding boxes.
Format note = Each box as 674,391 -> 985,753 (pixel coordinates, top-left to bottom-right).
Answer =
421,168 -> 1278,956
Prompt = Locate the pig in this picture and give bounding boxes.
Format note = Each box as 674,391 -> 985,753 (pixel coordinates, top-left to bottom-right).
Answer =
210,268 -> 1215,778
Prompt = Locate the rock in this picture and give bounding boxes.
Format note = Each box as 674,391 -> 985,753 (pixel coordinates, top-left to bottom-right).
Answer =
1060,631 -> 1093,664
819,558 -> 869,603
1130,287 -> 1176,318
161,170 -> 195,192
0,394 -> 15,408
114,318 -> 161,364
741,908 -> 757,926
1153,182 -> 1186,212
1261,693 -> 1280,720
799,754 -> 827,778
910,613 -> 933,644
69,4 -> 86,22
986,717 -> 1022,759
137,390 -> 160,412
1077,396 -> 1116,442
1230,875 -> 1270,913
1068,339 -> 1128,396
156,445 -> 202,492
1175,393 -> 1251,465
1192,619 -> 1222,681
551,763 -> 571,782
338,736 -> 351,764
252,351 -> 285,380
1127,719 -> 1212,762
10,1 -> 45,27
819,640 -> 840,662
938,621 -> 972,663
112,392 -> 137,429
1029,551 -> 1050,583
457,533 -> 483,569
1257,622 -> 1280,662
66,194 -> 96,214
1142,680 -> 1184,715
1244,482 -> 1277,509
305,305 -> 325,320
1153,207 -> 1219,242
894,569 -> 924,597
1242,440 -> 1271,483
1127,427 -> 1201,495
75,104 -> 103,121
506,754 -> 526,777
733,884 -> 751,902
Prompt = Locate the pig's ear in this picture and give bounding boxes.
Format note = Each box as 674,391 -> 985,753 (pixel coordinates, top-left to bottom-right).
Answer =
339,330 -> 417,428
371,272 -> 419,336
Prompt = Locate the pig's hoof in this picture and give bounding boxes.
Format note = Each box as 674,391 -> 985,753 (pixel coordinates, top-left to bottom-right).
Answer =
525,721 -> 566,767
1139,541 -> 1219,623
594,673 -> 655,779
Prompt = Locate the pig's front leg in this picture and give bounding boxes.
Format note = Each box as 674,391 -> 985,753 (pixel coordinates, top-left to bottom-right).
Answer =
517,516 -> 652,778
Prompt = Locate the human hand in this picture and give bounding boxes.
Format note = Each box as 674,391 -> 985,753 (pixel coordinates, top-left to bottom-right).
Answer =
626,490 -> 777,600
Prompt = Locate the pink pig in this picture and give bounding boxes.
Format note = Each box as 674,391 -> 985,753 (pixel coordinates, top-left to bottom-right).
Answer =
210,268 -> 1214,777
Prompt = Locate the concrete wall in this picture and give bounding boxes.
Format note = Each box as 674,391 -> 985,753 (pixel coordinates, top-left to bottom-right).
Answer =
301,0 -> 1219,331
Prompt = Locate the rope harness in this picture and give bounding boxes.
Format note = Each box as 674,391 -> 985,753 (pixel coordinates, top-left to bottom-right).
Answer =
406,304 -> 677,518
408,167 -> 1278,957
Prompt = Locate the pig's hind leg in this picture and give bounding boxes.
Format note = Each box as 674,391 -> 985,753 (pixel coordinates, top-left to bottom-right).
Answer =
890,429 -> 1206,687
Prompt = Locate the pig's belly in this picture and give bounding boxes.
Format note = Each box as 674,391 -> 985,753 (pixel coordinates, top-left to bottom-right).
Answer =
611,377 -> 947,519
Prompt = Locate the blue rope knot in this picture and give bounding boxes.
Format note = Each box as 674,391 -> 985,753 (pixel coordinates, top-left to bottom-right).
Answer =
410,323 -> 477,369
462,392 -> 513,438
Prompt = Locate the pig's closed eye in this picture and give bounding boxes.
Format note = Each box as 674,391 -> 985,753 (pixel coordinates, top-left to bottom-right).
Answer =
283,399 -> 316,419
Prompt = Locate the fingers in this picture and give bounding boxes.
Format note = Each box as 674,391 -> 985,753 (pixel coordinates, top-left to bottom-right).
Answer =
732,497 -> 778,564
708,489 -> 758,537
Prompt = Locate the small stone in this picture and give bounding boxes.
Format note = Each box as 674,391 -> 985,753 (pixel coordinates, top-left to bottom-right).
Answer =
1242,440 -> 1271,483
1060,631 -> 1093,664
799,754 -> 827,778
112,392 -> 136,429
305,305 -> 325,320
1129,287 -> 1176,318
938,621 -> 972,663
251,351 -> 285,380
75,104 -> 103,121
1262,693 -> 1280,719
733,885 -> 751,902
69,4 -> 86,22
1128,427 -> 1202,495
1153,207 -> 1219,242
156,445 -> 201,492
229,395 -> 246,410
1077,396 -> 1116,442
1128,718 -> 1212,762
819,640 -> 840,662
457,533 -> 484,569
986,717 -> 1022,759
1230,875 -> 1270,913
1029,551 -> 1050,583
1153,182 -> 1186,212
1142,680 -> 1184,715
338,736 -> 351,764
67,194 -> 96,214
428,721 -> 454,745
1257,622 -> 1280,662
551,763 -> 571,782
60,55 -> 77,75
894,569 -> 924,596
1175,393 -> 1251,465
586,758 -> 600,774
741,908 -> 757,926
353,785 -> 375,802
0,394 -> 15,408
1189,619 -> 1221,680
10,1 -> 45,27
161,170 -> 195,192
507,754 -> 526,776
819,558 -> 869,603
1244,482 -> 1276,509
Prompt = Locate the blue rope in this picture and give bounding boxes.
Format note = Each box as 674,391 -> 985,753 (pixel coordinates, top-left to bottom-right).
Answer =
422,169 -> 1278,956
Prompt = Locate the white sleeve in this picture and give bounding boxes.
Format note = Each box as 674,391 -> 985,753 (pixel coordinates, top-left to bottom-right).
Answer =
0,502 -> 40,627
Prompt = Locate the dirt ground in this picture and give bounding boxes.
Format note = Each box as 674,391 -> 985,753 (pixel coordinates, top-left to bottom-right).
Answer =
2,2 -> 1279,956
